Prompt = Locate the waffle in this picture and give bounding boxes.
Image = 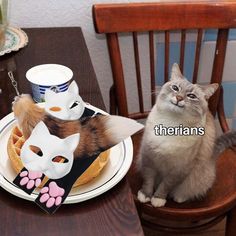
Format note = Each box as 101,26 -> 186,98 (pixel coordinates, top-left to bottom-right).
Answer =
7,126 -> 110,188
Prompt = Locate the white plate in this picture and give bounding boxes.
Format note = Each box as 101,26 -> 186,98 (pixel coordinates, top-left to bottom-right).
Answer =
0,26 -> 28,56
0,105 -> 133,204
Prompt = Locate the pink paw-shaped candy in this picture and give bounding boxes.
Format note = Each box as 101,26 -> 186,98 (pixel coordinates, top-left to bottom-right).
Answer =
19,170 -> 42,189
39,182 -> 65,208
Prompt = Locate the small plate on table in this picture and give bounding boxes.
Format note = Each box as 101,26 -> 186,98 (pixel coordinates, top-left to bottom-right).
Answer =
0,26 -> 28,56
0,104 -> 133,204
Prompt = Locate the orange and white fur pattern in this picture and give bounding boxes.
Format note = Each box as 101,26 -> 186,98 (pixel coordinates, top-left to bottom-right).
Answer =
12,94 -> 143,159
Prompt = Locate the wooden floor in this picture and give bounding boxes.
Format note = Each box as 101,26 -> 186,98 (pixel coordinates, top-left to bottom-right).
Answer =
143,218 -> 225,236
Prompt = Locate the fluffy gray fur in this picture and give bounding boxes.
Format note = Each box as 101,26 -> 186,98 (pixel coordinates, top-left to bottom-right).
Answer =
214,131 -> 236,156
137,63 -> 236,207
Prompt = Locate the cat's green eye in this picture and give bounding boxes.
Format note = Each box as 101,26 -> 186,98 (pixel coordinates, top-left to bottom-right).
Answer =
171,85 -> 179,92
187,93 -> 197,99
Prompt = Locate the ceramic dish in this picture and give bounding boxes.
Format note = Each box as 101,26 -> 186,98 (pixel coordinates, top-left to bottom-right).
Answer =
0,104 -> 133,204
0,26 -> 28,56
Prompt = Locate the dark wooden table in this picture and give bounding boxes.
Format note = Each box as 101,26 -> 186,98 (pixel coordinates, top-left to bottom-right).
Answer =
0,27 -> 144,236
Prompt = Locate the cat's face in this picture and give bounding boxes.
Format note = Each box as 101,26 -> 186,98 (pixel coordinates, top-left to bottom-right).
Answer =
21,121 -> 80,179
157,63 -> 218,117
44,81 -> 85,120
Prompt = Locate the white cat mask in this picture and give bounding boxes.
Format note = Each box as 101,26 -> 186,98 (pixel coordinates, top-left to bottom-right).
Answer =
44,81 -> 85,120
21,121 -> 80,179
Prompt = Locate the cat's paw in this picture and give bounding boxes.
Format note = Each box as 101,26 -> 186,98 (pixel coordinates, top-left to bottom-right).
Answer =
151,197 -> 166,207
137,190 -> 150,203
19,170 -> 42,189
39,182 -> 65,208
173,196 -> 187,203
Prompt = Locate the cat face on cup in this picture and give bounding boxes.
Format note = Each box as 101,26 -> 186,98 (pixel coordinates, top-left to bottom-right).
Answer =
157,63 -> 218,117
44,81 -> 85,120
21,121 -> 80,179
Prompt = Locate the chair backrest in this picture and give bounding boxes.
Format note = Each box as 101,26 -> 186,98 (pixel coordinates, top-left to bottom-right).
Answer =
93,1 -> 236,131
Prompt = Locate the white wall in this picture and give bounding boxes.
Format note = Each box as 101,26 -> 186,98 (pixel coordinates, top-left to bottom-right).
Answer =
9,0 -> 160,111
9,0 -> 236,117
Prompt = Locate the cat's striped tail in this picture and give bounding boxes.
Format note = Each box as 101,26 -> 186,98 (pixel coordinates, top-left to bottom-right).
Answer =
213,131 -> 236,157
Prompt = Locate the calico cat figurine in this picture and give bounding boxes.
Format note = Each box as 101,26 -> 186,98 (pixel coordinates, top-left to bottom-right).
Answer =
137,63 -> 236,207
12,94 -> 143,158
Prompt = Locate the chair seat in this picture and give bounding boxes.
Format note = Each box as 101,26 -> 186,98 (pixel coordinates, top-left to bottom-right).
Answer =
129,131 -> 236,222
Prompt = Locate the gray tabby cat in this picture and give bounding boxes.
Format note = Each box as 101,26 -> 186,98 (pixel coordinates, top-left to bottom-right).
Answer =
137,63 -> 236,207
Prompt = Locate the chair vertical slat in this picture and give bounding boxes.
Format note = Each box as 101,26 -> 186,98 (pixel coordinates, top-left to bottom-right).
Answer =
209,29 -> 229,116
106,33 -> 128,117
192,29 -> 203,84
217,86 -> 229,133
180,29 -> 186,72
133,32 -> 144,113
164,31 -> 170,83
109,85 -> 117,115
149,31 -> 156,106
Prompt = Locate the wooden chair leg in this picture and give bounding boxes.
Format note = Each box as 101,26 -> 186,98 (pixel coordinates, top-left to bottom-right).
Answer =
226,207 -> 236,236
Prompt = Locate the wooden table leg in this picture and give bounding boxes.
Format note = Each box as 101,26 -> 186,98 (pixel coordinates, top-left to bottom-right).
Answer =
226,207 -> 236,236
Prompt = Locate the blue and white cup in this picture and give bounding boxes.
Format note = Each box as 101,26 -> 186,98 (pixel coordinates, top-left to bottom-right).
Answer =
26,64 -> 73,102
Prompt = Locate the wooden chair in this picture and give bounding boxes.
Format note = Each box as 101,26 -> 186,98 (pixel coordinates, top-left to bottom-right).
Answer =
93,1 -> 236,235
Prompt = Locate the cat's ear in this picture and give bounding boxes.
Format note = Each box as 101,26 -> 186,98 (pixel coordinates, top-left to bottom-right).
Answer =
45,89 -> 56,101
171,63 -> 183,80
67,81 -> 79,94
200,83 -> 219,100
64,133 -> 80,152
31,121 -> 50,137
